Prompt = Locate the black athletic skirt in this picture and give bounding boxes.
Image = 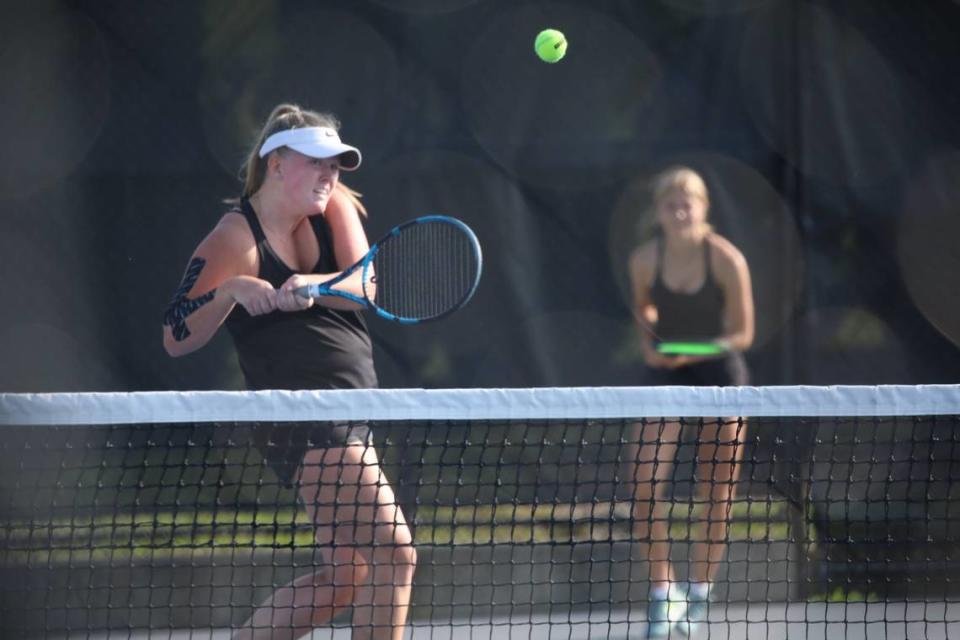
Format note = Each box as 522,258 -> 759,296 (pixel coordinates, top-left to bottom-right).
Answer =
644,352 -> 750,387
254,421 -> 372,488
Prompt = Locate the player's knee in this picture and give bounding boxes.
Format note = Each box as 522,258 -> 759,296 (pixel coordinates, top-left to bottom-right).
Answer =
631,490 -> 656,518
332,545 -> 370,589
631,513 -> 654,540
393,542 -> 418,580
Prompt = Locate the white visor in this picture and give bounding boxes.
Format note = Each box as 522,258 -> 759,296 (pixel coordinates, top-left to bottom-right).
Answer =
258,127 -> 361,171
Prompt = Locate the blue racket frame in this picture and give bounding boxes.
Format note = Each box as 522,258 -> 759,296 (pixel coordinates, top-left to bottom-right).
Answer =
294,215 -> 482,324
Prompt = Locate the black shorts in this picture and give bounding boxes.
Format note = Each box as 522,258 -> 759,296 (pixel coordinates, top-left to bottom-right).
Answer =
645,352 -> 750,387
253,421 -> 372,488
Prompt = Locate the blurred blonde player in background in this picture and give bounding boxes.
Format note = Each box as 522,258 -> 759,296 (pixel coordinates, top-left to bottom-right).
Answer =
626,166 -> 754,638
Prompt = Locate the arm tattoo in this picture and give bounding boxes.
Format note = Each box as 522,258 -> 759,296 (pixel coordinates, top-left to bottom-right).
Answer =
163,257 -> 216,341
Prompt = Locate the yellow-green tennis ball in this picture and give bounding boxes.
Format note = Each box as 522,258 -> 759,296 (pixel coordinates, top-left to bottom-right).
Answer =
535,29 -> 567,63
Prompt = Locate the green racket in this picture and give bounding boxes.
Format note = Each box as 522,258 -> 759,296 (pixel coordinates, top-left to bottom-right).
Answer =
656,341 -> 726,356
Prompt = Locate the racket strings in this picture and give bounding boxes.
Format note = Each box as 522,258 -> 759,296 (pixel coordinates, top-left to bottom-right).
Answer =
371,221 -> 480,320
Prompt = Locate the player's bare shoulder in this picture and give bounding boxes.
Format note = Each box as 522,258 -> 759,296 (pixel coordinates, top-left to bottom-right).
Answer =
193,208 -> 258,274
707,233 -> 750,284
215,208 -> 255,244
708,233 -> 747,266
628,239 -> 658,280
323,186 -> 363,226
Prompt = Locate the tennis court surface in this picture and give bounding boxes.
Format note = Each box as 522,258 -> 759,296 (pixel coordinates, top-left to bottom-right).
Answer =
54,601 -> 960,639
4,386 -> 960,639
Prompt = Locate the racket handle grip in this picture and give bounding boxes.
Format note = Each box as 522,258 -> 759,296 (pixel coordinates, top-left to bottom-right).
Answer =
293,285 -> 317,298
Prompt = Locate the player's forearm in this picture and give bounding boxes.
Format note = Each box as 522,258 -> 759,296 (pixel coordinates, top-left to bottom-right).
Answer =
633,316 -> 659,349
715,330 -> 753,353
162,288 -> 236,357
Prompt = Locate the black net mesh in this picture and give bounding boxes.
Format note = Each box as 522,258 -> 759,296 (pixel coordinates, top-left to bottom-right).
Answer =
2,390 -> 959,638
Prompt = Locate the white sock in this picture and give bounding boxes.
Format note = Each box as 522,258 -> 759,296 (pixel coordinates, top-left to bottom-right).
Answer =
650,585 -> 670,602
689,581 -> 711,601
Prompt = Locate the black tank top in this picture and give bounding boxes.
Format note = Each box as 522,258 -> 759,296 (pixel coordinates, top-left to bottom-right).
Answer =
650,237 -> 725,341
223,198 -> 378,390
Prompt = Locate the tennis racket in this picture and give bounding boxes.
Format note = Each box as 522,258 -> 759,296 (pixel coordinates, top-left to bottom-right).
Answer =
294,215 -> 482,323
656,340 -> 727,356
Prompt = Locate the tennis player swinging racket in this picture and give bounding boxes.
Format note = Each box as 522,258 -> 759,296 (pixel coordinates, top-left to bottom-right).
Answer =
163,103 -> 479,640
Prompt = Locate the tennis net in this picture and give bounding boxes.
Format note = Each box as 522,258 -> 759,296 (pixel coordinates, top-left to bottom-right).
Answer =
1,386 -> 960,639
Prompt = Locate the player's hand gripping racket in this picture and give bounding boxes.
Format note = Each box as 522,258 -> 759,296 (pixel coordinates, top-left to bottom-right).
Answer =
294,215 -> 482,323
